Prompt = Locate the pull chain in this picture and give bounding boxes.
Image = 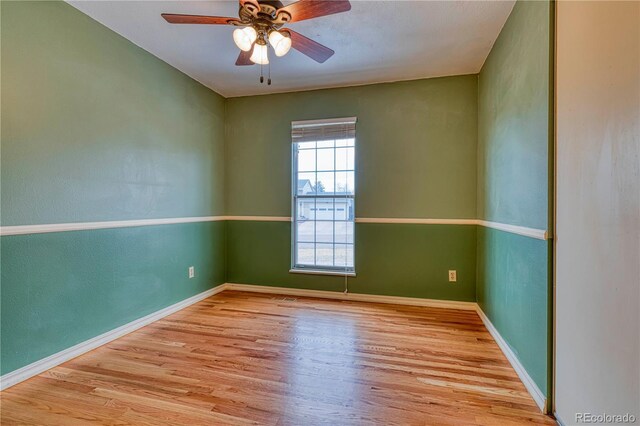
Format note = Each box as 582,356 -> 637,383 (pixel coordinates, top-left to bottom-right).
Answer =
268,61 -> 272,85
260,62 -> 264,84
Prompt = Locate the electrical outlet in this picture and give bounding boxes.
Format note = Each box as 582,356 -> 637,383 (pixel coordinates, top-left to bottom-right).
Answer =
448,270 -> 457,282
188,266 -> 195,279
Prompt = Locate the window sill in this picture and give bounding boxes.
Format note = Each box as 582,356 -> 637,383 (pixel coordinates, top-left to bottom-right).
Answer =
289,269 -> 356,277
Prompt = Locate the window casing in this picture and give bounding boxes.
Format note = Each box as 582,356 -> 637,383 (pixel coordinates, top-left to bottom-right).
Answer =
291,117 -> 356,274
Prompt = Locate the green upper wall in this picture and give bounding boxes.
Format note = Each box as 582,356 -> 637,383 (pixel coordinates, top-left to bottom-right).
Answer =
477,0 -> 552,230
1,1 -> 226,226
225,76 -> 478,218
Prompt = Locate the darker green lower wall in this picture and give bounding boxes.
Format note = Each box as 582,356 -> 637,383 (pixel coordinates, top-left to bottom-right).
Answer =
226,221 -> 476,302
0,221 -> 225,375
476,227 -> 549,394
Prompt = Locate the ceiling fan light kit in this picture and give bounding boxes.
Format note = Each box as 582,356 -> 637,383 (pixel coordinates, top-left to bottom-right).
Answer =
250,41 -> 269,65
233,26 -> 257,52
268,30 -> 292,57
162,0 -> 351,84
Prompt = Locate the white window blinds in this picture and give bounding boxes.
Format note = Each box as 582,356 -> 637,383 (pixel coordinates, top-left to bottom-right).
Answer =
291,117 -> 357,143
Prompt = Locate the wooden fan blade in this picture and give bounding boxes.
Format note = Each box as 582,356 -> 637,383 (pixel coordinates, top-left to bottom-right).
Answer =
236,44 -> 255,66
278,0 -> 350,23
161,14 -> 240,25
283,29 -> 334,63
248,0 -> 283,8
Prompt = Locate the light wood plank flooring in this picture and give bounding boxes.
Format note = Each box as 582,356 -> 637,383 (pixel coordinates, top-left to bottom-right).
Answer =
0,291 -> 556,425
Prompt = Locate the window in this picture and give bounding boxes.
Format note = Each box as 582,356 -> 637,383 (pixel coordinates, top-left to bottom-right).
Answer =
291,117 -> 356,274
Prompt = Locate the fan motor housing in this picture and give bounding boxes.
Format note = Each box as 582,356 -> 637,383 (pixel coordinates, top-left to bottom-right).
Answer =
236,0 -> 290,29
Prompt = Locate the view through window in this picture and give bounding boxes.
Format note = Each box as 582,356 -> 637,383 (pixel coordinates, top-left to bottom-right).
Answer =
292,118 -> 356,272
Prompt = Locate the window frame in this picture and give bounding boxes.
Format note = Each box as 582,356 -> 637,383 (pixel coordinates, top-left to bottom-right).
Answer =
290,120 -> 356,276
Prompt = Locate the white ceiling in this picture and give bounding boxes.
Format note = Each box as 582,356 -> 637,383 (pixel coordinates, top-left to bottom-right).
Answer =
68,1 -> 515,97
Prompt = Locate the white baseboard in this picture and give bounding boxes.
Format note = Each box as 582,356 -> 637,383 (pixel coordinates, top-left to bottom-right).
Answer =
222,283 -> 477,310
554,411 -> 567,426
0,285 -> 225,391
475,306 -> 547,412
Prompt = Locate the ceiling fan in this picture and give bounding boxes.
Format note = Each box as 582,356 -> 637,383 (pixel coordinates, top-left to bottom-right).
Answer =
162,0 -> 351,84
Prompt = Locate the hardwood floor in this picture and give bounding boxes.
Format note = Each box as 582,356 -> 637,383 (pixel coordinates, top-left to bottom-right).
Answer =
0,291 -> 556,425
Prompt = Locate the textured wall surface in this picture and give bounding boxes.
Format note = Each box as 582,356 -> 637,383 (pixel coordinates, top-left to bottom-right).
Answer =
226,76 -> 478,218
476,0 -> 553,397
1,222 -> 225,374
555,1 -> 640,421
225,76 -> 479,298
477,1 -> 551,230
476,228 -> 549,390
227,221 -> 477,301
1,1 -> 225,225
1,1 -> 226,374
